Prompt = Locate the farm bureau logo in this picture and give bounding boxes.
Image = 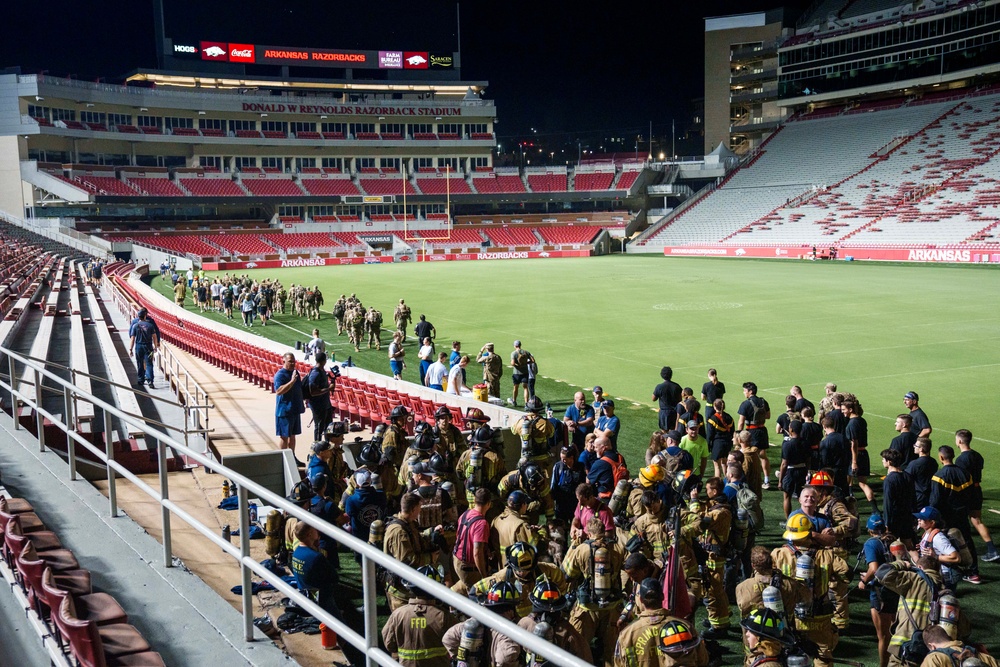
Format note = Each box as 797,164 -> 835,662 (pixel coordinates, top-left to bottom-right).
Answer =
477,252 -> 528,260
281,258 -> 326,267
907,249 -> 970,262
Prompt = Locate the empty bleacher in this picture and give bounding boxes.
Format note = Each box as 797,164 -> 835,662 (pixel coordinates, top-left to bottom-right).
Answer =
414,174 -> 473,195
470,171 -> 527,194
574,172 -> 615,191
123,234 -> 221,257
178,178 -> 248,197
127,178 -> 185,197
484,226 -> 539,246
526,172 -> 568,192
261,233 -> 343,252
240,177 -> 305,197
357,175 -> 415,196
300,176 -> 362,196
536,225 -> 602,245
209,234 -> 277,256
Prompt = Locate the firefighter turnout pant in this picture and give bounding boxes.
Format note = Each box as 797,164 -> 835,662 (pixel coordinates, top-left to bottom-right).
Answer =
702,556 -> 731,629
796,614 -> 839,667
570,603 -> 622,667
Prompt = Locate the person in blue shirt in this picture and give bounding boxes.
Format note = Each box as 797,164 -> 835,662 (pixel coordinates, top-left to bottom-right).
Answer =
586,435 -> 625,500
550,446 -> 586,522
128,308 -> 160,388
344,470 -> 387,563
305,352 -> 333,441
290,521 -> 363,666
857,513 -> 898,666
578,433 -> 598,473
786,486 -> 835,543
274,352 -> 305,465
306,440 -> 333,483
594,400 -> 621,450
563,391 -> 595,449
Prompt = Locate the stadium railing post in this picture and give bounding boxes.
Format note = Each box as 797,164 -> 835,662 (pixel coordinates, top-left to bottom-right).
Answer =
35,377 -> 45,452
361,553 -> 378,667
64,385 -> 76,481
8,355 -> 19,431
237,485 -> 253,641
104,408 -> 118,518
157,439 -> 173,568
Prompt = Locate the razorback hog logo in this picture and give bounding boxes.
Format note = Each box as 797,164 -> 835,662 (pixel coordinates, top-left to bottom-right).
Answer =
203,46 -> 226,58
406,55 -> 427,66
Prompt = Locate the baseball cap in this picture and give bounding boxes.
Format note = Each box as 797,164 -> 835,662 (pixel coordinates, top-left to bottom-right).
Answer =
904,391 -> 919,401
867,514 -> 886,532
354,469 -> 372,487
603,399 -> 615,408
666,430 -> 683,443
593,385 -> 603,394
310,440 -> 332,454
686,419 -> 699,429
913,506 -> 942,522
514,340 -> 521,347
137,307 -> 148,318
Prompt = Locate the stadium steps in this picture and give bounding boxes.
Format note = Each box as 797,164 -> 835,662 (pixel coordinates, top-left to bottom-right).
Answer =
0,417 -> 292,667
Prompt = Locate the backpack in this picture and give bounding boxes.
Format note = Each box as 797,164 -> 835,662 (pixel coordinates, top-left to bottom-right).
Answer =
454,511 -> 487,562
333,303 -> 345,317
945,527 -> 975,571
749,396 -> 768,426
736,484 -> 765,533
600,454 -> 629,489
930,645 -> 983,667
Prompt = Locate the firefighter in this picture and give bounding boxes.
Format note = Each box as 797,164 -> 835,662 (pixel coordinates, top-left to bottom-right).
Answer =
686,476 -> 732,639
807,470 -> 858,631
340,439 -> 399,510
433,406 -> 466,468
492,490 -> 537,554
629,490 -> 670,567
656,618 -> 711,667
442,581 -> 522,667
382,406 -> 412,469
619,553 -> 663,629
455,424 -> 505,512
397,424 -> 438,489
614,577 -> 674,667
323,421 -> 352,501
383,492 -> 446,611
741,607 -> 792,667
381,565 -> 456,667
498,461 -> 555,527
735,546 -> 810,666
519,579 -> 593,664
562,517 -> 627,667
511,396 -> 556,475
771,513 -> 849,667
471,542 -> 567,619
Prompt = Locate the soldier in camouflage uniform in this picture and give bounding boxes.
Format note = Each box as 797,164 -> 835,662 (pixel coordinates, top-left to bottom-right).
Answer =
276,284 -> 287,315
332,295 -> 347,335
311,286 -> 324,320
350,305 -> 365,352
293,285 -> 306,318
394,299 -> 412,343
366,307 -> 383,350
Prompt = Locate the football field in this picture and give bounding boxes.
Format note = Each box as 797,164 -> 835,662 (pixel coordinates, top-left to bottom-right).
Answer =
155,254 -> 1000,659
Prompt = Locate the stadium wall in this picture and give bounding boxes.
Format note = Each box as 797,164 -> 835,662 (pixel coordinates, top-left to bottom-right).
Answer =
662,245 -> 1000,263
202,248 -> 592,270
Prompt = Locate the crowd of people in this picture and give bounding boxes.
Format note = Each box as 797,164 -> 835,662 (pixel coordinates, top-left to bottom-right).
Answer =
263,351 -> 998,667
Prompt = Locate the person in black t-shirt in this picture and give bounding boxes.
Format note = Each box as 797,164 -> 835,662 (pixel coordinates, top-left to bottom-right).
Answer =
705,399 -> 735,479
905,438 -> 937,510
779,421 -> 809,517
775,394 -> 801,438
955,429 -> 1000,562
678,397 -> 705,439
818,416 -> 850,495
790,385 -> 814,414
903,391 -> 931,437
737,381 -> 772,488
701,368 -> 725,420
843,398 -> 875,510
651,366 -> 682,432
799,406 -> 823,470
879,448 -> 915,547
889,414 -> 918,467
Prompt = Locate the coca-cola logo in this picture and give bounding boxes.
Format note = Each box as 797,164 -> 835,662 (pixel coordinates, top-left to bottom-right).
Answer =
229,44 -> 255,63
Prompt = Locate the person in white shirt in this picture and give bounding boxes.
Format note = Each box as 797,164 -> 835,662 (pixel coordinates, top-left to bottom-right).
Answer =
305,328 -> 326,361
447,355 -> 471,396
424,352 -> 449,391
417,337 -> 436,386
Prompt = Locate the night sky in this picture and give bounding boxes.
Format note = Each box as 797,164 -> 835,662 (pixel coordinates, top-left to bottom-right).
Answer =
1,0 -> 813,149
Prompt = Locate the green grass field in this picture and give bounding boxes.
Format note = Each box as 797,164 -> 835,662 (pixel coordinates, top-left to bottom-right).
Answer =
154,255 -> 1000,662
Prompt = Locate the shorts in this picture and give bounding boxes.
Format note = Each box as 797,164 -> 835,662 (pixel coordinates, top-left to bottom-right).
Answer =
512,372 -> 527,385
853,449 -> 871,477
870,586 -> 899,614
275,413 -> 301,438
749,428 -> 769,450
710,439 -> 732,462
781,467 -> 807,496
390,360 -> 403,376
658,408 -> 677,432
969,485 -> 984,512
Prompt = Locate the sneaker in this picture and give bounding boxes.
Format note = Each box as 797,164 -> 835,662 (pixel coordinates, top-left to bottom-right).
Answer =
701,626 -> 730,640
146,382 -> 155,390
506,398 -> 515,406
963,574 -> 983,585
982,552 -> 1000,563
761,481 -> 771,490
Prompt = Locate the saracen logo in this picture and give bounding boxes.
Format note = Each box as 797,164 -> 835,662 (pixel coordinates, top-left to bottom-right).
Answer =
201,42 -> 228,61
281,258 -> 326,268
229,43 -> 255,63
245,262 -> 258,269
403,52 -> 429,69
173,44 -> 197,54
538,251 -> 551,258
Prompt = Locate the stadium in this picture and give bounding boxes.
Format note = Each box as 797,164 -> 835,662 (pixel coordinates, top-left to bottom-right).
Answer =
0,0 -> 998,666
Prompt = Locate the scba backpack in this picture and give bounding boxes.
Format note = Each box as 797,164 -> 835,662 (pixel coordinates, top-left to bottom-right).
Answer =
946,527 -> 975,571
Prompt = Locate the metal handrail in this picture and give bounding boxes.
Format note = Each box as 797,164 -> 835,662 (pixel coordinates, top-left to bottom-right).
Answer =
0,346 -> 589,667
